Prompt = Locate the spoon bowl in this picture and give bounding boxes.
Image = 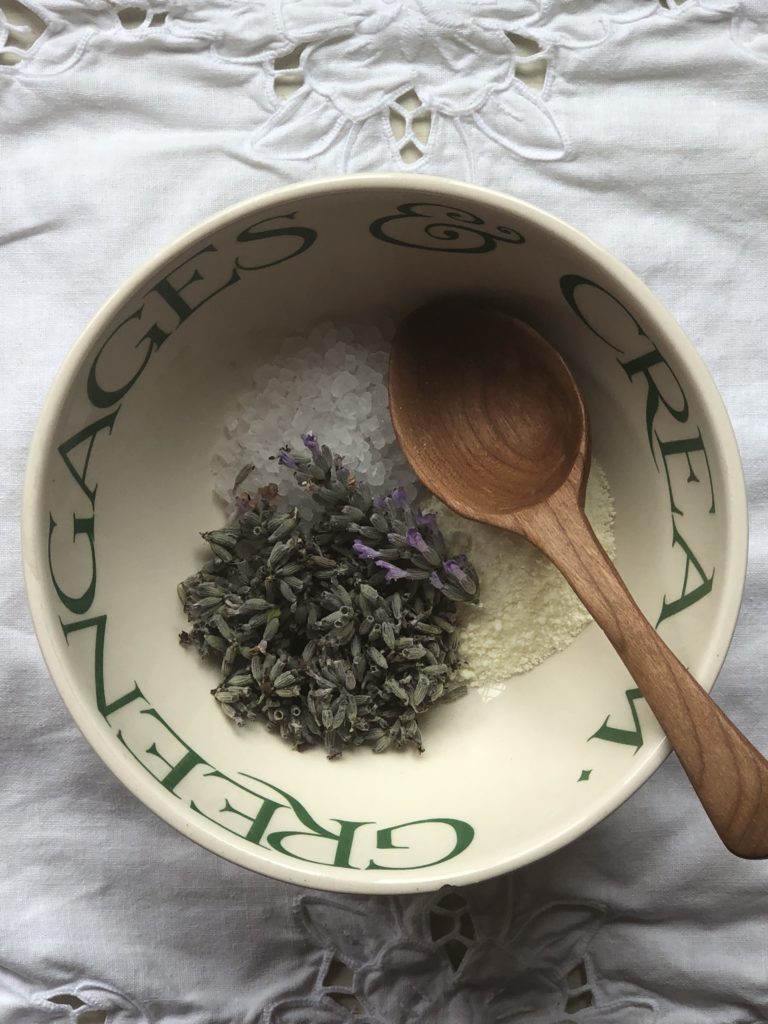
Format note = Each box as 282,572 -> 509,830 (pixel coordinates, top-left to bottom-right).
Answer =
389,302 -> 587,521
390,299 -> 768,859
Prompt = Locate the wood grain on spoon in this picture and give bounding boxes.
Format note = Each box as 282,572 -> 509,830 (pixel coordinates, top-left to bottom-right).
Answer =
389,300 -> 768,859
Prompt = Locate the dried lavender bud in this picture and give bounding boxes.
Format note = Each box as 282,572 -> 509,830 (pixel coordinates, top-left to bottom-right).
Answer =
401,645 -> 428,660
204,634 -> 228,653
443,557 -> 479,596
413,676 -> 430,705
268,656 -> 286,682
381,621 -> 396,650
215,690 -> 241,704
359,583 -> 381,604
368,647 -> 388,671
233,464 -> 255,490
268,510 -> 299,542
333,622 -> 356,646
262,616 -> 280,643
221,643 -> 238,679
209,543 -> 234,562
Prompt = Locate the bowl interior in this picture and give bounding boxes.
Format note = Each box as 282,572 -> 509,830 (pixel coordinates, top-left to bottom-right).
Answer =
26,179 -> 744,891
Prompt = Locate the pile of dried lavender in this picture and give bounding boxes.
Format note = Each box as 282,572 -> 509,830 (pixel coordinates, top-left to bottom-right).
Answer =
178,434 -> 478,758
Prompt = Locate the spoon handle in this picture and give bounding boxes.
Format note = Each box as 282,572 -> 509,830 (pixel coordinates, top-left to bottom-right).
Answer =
520,494 -> 768,859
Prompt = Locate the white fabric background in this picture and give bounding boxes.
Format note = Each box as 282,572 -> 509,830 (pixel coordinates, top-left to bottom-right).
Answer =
1,1 -> 767,1021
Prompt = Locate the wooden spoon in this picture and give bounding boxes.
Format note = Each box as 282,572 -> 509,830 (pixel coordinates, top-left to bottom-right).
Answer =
389,299 -> 768,858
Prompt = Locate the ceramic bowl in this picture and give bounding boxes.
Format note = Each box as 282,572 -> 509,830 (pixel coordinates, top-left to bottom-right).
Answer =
22,174 -> 747,892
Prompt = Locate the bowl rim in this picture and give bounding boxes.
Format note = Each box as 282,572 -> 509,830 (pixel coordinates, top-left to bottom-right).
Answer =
21,172 -> 749,892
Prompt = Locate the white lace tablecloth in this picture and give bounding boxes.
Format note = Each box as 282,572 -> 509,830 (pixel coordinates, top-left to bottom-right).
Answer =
2,2 -> 768,1022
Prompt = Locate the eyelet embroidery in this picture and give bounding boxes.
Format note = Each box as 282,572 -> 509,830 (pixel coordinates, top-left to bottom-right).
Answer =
114,6 -> 167,32
0,965 -> 150,1024
0,0 -> 44,65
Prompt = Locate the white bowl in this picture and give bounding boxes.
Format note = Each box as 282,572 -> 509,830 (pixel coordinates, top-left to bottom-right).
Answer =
22,174 -> 747,892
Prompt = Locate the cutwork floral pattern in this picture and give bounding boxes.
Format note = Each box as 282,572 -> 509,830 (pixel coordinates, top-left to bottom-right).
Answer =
0,0 -> 69,71
0,0 -> 195,74
0,1 -> 37,63
262,889 -> 656,1024
3,1 -> 768,154
242,0 -> 658,170
666,0 -> 768,61
239,0 -> 768,169
0,965 -> 149,1024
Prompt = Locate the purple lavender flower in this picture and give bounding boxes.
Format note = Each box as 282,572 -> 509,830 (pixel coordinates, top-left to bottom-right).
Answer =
353,540 -> 382,560
277,447 -> 297,470
443,558 -> 477,595
234,493 -> 252,516
429,571 -> 446,591
416,511 -> 438,532
375,559 -> 408,582
406,527 -> 443,567
301,431 -> 320,455
372,495 -> 387,510
390,486 -> 409,509
406,528 -> 429,555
